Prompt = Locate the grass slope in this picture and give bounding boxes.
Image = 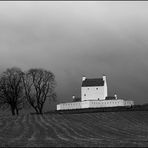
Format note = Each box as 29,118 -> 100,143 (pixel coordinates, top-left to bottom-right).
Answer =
0,111 -> 148,147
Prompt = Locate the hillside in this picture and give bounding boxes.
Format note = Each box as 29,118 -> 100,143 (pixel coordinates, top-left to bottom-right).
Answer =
0,111 -> 148,147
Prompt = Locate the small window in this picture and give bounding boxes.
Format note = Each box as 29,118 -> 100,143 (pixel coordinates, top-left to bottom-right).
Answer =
88,88 -> 89,90
84,94 -> 86,96
96,88 -> 98,90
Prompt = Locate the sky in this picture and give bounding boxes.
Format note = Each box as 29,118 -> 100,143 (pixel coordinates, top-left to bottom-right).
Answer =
0,1 -> 148,107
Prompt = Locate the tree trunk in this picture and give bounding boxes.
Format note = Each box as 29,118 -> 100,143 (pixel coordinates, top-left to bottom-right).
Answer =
39,107 -> 43,114
11,106 -> 15,116
39,103 -> 43,114
16,108 -> 19,116
34,106 -> 40,114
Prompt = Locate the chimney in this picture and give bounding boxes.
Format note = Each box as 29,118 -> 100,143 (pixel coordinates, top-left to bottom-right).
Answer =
102,75 -> 106,82
72,95 -> 75,100
114,94 -> 117,100
82,76 -> 86,81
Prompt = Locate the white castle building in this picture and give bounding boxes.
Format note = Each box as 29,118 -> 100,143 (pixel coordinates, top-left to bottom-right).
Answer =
57,75 -> 134,110
81,75 -> 107,101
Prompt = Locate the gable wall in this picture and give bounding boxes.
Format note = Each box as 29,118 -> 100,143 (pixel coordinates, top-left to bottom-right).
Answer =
81,86 -> 105,101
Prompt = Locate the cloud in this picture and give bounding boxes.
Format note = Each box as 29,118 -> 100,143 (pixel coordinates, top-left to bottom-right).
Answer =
0,2 -> 148,105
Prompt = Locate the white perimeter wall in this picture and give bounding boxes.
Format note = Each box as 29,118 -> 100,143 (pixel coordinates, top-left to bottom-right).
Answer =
88,100 -> 125,108
56,99 -> 134,110
57,102 -> 82,110
124,100 -> 134,106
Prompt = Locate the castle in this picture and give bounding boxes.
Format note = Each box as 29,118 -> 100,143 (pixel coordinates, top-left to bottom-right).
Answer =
81,75 -> 107,101
57,75 -> 134,110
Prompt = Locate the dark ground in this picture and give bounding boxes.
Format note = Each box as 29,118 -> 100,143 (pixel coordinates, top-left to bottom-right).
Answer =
0,110 -> 148,147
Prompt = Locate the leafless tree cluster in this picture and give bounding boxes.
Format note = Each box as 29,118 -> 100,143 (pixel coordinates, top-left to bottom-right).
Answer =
22,68 -> 56,114
0,67 -> 56,115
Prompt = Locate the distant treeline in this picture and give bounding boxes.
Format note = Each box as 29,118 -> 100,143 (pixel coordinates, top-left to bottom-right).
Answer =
0,67 -> 56,116
133,104 -> 148,110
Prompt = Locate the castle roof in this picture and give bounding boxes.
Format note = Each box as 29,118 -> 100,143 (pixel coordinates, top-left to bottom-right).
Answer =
105,96 -> 116,100
82,78 -> 104,87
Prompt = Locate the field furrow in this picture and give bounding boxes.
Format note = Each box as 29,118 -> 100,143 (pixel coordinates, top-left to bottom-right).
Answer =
43,115 -> 83,147
0,111 -> 148,147
52,115 -> 98,142
54,115 -> 94,139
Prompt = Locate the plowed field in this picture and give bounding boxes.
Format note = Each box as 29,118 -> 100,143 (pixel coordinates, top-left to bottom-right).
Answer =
0,111 -> 148,147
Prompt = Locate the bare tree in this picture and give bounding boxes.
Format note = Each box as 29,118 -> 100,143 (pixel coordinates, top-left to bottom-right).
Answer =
0,67 -> 24,115
22,68 -> 56,114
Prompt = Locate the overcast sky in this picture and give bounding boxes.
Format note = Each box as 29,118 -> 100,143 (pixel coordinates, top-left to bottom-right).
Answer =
0,1 -> 148,106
